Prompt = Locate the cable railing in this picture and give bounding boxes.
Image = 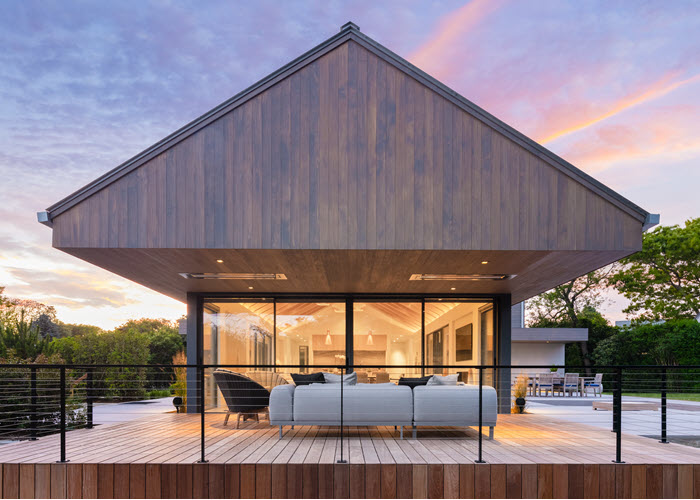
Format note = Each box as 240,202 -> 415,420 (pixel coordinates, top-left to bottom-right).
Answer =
0,363 -> 698,465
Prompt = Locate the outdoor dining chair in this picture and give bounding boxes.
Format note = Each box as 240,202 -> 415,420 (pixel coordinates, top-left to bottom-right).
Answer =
560,372 -> 580,397
582,373 -> 604,397
537,373 -> 554,396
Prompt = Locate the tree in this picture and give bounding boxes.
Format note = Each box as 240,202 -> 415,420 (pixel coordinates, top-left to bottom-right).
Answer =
610,218 -> 700,321
31,313 -> 60,338
527,267 -> 616,372
593,320 -> 700,368
0,309 -> 54,360
57,322 -> 104,338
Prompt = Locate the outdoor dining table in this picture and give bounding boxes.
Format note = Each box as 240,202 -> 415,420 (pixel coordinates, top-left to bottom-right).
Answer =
528,374 -> 590,396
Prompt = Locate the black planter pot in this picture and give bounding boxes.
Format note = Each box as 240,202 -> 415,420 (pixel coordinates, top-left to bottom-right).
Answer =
173,396 -> 184,413
515,397 -> 526,413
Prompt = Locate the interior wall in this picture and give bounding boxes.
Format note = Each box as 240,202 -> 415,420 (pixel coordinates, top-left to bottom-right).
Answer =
424,302 -> 489,374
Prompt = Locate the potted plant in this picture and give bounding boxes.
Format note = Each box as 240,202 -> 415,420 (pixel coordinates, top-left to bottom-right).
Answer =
511,374 -> 528,414
171,350 -> 187,413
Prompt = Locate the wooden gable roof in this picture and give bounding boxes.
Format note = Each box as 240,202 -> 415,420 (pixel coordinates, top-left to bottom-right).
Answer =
40,23 -> 654,301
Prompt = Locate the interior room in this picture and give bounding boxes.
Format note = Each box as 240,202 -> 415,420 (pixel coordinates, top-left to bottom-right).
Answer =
201,298 -> 494,402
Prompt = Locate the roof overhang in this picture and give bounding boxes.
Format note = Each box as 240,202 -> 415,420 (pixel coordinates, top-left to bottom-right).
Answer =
512,327 -> 589,343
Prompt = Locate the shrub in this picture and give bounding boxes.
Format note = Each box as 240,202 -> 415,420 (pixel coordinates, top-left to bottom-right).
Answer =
0,354 -> 85,439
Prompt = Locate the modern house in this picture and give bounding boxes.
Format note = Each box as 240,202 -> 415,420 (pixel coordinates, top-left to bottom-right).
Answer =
38,22 -> 655,413
12,22 -> 700,500
510,302 -> 588,376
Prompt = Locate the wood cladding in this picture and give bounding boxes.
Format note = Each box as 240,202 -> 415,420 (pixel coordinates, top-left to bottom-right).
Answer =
2,462 -> 697,499
51,40 -> 642,254
58,247 -> 630,303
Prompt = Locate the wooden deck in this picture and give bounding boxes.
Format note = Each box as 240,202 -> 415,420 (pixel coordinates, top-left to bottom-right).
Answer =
2,413 -> 700,498
2,411 -> 699,465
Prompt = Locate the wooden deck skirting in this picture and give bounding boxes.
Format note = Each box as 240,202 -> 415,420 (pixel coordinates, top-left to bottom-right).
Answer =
2,462 -> 699,498
2,413 -> 700,498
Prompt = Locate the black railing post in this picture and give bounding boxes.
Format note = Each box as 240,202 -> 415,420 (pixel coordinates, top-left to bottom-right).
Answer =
659,368 -> 667,444
29,367 -> 37,440
475,366 -> 486,463
86,367 -> 94,429
337,366 -> 347,464
612,367 -> 624,463
197,364 -> 207,463
58,366 -> 68,463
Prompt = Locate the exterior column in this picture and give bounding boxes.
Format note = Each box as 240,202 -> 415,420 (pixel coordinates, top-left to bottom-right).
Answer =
186,292 -> 199,413
496,294 -> 512,414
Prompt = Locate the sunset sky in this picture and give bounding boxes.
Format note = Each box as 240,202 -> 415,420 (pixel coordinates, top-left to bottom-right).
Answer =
1,0 -> 698,329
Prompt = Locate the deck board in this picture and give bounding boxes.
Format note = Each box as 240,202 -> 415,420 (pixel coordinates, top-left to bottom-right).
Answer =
2,412 -> 699,465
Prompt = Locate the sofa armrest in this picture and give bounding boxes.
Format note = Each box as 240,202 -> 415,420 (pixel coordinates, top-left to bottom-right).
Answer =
270,384 -> 295,423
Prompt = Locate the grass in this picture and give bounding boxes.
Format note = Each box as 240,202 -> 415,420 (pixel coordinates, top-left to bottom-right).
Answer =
147,389 -> 172,399
603,392 -> 700,402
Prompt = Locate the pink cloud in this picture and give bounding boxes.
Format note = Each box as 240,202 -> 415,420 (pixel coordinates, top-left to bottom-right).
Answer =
408,0 -> 507,80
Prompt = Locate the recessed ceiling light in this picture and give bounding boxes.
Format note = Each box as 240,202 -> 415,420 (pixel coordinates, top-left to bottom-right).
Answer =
216,259 -> 224,263
451,287 -> 456,291
248,286 -> 254,290
481,261 -> 489,264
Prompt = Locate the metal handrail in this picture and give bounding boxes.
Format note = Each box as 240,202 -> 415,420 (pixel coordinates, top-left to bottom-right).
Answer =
1,362 -> 697,464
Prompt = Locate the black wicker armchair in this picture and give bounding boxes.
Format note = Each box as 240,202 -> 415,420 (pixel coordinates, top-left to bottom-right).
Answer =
213,369 -> 270,428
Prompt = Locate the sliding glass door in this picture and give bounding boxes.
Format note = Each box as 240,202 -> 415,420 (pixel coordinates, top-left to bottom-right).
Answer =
200,295 -> 496,401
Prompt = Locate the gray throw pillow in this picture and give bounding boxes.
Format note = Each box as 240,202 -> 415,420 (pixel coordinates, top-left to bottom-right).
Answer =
426,374 -> 459,385
322,371 -> 358,385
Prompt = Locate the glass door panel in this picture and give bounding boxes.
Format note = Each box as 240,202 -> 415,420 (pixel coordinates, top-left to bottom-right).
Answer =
275,301 -> 346,376
202,299 -> 274,407
424,300 -> 493,385
353,302 -> 422,382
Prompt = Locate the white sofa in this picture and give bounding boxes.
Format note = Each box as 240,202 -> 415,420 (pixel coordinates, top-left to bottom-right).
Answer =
270,383 -> 413,438
413,384 -> 497,439
270,382 -> 497,439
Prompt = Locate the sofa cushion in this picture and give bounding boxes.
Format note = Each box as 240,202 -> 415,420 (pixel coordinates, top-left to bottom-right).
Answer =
269,384 -> 295,423
427,374 -> 459,385
291,372 -> 325,386
323,371 -> 357,385
413,385 -> 498,426
398,376 -> 432,389
292,383 -> 412,425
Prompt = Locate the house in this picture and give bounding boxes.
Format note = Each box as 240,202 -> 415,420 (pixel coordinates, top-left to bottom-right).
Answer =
37,22 -> 655,413
510,302 -> 588,377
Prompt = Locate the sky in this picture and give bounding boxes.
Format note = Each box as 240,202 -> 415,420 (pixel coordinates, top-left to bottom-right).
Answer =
0,0 -> 698,329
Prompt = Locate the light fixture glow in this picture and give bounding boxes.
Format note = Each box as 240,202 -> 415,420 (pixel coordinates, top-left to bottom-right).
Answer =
366,330 -> 374,346
248,286 -> 254,290
481,261 -> 489,265
409,273 -> 513,281
179,273 -> 287,280
325,329 -> 333,345
450,287 -> 456,291
216,259 -> 224,263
